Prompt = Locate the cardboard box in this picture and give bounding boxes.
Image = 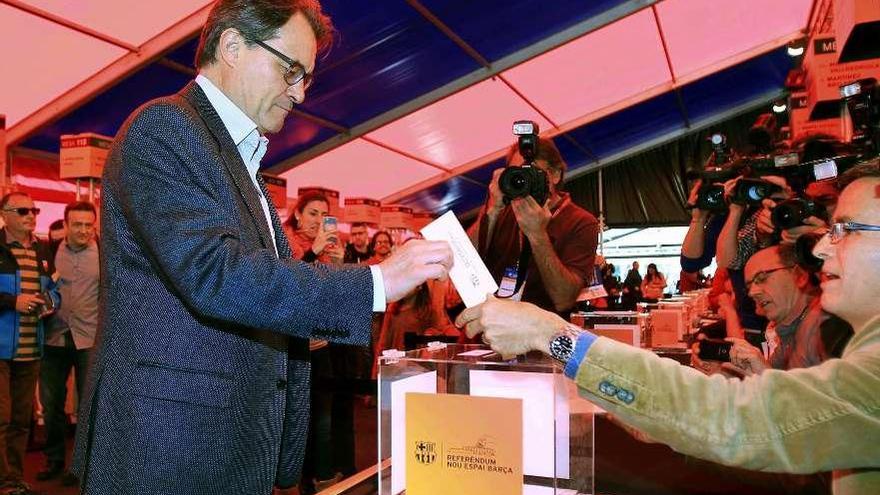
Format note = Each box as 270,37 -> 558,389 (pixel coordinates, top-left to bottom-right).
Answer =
60,133 -> 112,179
834,0 -> 880,63
649,309 -> 685,346
409,211 -> 435,232
804,36 -> 880,120
343,197 -> 381,225
569,311 -> 647,348
789,92 -> 845,141
260,173 -> 287,210
381,205 -> 413,230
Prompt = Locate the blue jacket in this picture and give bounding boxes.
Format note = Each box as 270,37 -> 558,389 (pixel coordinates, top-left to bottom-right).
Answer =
72,82 -> 375,495
0,229 -> 60,359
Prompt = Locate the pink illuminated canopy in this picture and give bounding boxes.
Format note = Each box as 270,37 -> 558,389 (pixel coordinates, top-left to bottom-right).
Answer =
0,4 -> 126,126
656,0 -> 811,79
503,8 -> 672,128
18,0 -> 213,46
279,139 -> 442,206
366,78 -> 554,170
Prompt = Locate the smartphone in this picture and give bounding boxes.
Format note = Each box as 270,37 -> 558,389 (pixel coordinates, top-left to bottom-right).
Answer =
697,339 -> 732,362
323,216 -> 338,245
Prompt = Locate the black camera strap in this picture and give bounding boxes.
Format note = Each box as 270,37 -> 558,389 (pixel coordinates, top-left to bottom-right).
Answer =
477,206 -> 531,299
509,235 -> 532,297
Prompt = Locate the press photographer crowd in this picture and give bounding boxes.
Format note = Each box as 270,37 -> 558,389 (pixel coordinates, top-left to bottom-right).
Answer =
2,0 -> 880,494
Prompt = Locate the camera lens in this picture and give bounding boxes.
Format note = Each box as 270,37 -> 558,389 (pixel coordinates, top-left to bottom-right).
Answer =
696,184 -> 726,211
733,179 -> 781,206
771,199 -> 823,230
747,183 -> 767,202
499,167 -> 529,201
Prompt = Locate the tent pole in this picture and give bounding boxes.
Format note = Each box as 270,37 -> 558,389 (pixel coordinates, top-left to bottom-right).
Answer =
0,115 -> 8,194
598,169 -> 605,256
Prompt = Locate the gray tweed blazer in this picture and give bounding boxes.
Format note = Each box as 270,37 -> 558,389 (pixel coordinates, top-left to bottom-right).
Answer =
72,82 -> 373,494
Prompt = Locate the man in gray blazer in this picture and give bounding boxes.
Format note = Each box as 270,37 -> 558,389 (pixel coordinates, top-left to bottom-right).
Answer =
71,1 -> 452,494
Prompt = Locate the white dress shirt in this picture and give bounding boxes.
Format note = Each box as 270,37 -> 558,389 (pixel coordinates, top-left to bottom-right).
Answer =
195,75 -> 386,311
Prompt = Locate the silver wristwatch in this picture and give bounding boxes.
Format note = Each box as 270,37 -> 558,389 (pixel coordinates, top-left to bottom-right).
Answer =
548,324 -> 584,364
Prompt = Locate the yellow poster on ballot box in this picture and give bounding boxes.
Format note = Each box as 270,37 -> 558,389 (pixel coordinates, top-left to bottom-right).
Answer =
406,393 -> 523,495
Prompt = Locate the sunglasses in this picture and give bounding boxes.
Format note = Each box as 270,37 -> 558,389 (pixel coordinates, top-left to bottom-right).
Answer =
3,207 -> 40,216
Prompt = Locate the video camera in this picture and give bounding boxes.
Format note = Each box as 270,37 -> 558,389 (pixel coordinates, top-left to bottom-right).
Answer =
499,120 -> 550,205
841,78 -> 880,155
690,111 -> 861,214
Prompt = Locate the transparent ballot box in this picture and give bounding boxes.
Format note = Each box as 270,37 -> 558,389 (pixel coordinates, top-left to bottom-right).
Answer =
378,344 -> 595,495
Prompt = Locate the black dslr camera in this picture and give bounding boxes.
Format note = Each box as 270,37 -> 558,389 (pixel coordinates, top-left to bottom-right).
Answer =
499,120 -> 550,205
771,198 -> 825,230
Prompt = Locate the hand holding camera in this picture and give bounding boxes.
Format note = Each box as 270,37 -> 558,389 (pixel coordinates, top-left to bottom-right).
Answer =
486,168 -> 506,216
510,194 -> 551,240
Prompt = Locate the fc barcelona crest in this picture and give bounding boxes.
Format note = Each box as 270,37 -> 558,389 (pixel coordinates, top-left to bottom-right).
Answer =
414,440 -> 437,465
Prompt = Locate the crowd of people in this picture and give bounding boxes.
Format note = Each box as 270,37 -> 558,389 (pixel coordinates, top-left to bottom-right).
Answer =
461,151 -> 880,495
0,194 -> 98,494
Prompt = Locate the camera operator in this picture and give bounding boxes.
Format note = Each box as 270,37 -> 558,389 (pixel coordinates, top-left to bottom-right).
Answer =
681,179 -> 727,285
713,174 -> 792,343
467,133 -> 598,315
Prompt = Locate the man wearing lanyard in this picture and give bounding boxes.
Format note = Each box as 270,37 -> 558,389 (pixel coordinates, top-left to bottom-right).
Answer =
467,137 -> 599,315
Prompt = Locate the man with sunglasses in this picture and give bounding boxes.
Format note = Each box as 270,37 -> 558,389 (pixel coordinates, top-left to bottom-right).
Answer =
0,192 -> 60,495
459,159 -> 880,495
71,2 -> 453,495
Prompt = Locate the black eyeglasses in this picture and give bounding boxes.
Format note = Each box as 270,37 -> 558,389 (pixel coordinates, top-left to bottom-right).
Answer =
827,221 -> 880,244
2,207 -> 40,216
745,266 -> 793,291
249,38 -> 313,89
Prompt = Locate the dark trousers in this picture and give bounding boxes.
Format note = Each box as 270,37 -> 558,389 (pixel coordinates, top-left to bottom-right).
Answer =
39,344 -> 91,467
0,359 -> 40,481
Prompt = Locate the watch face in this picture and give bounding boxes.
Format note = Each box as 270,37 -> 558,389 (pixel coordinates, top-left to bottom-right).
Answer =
551,335 -> 574,361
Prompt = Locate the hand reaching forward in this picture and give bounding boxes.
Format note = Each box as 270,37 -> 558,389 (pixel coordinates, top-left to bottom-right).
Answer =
455,296 -> 566,358
379,240 -> 453,303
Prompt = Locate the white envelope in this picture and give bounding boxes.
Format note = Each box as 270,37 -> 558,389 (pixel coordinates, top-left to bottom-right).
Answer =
421,211 -> 498,307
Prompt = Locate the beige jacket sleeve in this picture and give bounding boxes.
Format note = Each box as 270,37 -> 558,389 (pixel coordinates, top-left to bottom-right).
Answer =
570,321 -> 880,474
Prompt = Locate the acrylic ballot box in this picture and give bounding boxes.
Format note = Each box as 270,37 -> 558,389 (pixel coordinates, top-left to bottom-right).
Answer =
377,344 -> 596,495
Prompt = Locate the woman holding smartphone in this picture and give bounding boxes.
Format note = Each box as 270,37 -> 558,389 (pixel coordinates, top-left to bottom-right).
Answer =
284,191 -> 344,264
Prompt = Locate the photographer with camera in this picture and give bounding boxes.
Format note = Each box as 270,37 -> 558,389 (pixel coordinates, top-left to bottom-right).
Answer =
681,179 -> 727,280
467,122 -> 598,315
681,132 -> 735,269
712,172 -> 792,344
